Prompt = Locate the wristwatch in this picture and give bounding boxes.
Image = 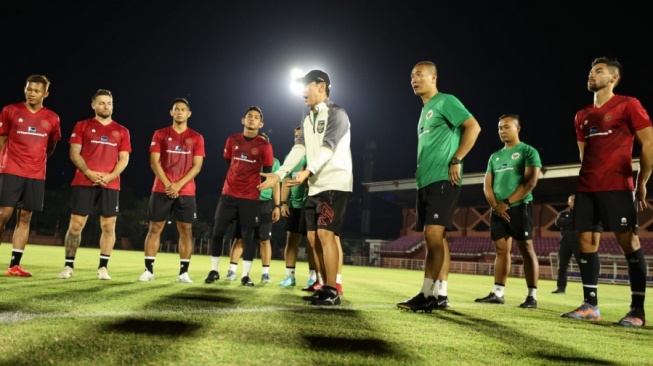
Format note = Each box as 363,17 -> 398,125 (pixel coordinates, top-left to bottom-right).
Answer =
449,157 -> 462,166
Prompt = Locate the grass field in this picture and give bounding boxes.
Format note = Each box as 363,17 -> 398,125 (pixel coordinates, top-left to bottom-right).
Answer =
0,245 -> 651,366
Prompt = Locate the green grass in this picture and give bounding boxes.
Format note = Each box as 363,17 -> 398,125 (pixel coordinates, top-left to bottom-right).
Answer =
0,245 -> 651,366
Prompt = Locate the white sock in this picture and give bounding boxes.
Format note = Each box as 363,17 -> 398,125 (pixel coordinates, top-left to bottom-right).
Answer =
262,266 -> 270,275
242,260 -> 253,277
493,284 -> 505,298
336,273 -> 342,284
317,273 -> 324,285
435,280 -> 448,297
528,287 -> 537,299
286,267 -> 295,278
229,263 -> 238,272
211,256 -> 221,272
308,270 -> 317,281
421,278 -> 435,297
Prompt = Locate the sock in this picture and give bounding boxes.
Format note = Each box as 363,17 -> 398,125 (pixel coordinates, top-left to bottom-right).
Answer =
420,278 -> 435,297
229,262 -> 238,272
145,257 -> 155,273
579,252 -> 600,306
308,269 -> 316,281
65,257 -> 75,269
242,260 -> 253,278
625,249 -> 647,309
179,259 -> 190,275
528,287 -> 537,299
262,265 -> 270,275
9,250 -> 24,267
317,273 -> 324,285
99,254 -> 110,269
435,280 -> 448,297
336,273 -> 342,284
211,256 -> 221,272
286,267 -> 295,278
493,283 -> 505,298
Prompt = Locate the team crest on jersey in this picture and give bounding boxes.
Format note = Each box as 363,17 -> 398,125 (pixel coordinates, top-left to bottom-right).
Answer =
317,120 -> 325,133
426,110 -> 433,120
604,114 -> 612,121
251,147 -> 259,155
41,121 -> 49,128
112,131 -> 119,137
511,153 -> 520,160
185,138 -> 192,145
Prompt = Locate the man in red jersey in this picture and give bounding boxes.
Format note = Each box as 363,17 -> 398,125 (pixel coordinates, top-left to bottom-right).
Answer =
204,106 -> 277,286
561,57 -> 653,327
56,89 -> 131,281
0,75 -> 61,277
138,98 -> 205,283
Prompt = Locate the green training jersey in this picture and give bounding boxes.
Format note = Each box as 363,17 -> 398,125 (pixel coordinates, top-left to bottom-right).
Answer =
486,142 -> 542,206
416,93 -> 473,189
284,154 -> 308,208
260,158 -> 280,201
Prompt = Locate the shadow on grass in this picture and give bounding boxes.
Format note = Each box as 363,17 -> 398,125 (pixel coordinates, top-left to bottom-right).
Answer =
303,335 -> 393,354
104,318 -> 202,336
425,308 -> 621,365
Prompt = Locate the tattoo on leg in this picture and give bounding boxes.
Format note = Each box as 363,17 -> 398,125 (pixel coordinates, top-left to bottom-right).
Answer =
65,233 -> 81,257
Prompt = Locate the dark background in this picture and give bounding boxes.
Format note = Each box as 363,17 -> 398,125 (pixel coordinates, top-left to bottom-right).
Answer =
1,1 -> 652,245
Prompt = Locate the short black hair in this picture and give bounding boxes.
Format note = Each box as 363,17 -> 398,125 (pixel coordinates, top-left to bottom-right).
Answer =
246,105 -> 263,120
592,56 -> 623,85
92,89 -> 112,101
172,97 -> 190,109
498,113 -> 520,122
26,75 -> 51,91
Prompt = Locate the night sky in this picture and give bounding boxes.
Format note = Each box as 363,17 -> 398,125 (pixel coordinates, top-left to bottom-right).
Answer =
2,1 -> 652,238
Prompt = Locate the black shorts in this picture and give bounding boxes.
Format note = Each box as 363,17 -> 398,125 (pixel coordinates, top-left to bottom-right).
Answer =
0,174 -> 45,212
415,180 -> 461,231
70,186 -> 119,217
284,207 -> 307,235
574,191 -> 637,233
304,190 -> 349,235
490,202 -> 534,241
214,194 -> 260,228
233,200 -> 273,240
147,192 -> 197,223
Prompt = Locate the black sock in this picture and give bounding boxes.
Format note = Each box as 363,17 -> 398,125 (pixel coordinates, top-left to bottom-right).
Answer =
579,252 -> 600,306
145,258 -> 155,273
65,256 -> 75,269
99,254 -> 110,269
625,249 -> 647,309
9,250 -> 23,267
180,259 -> 190,275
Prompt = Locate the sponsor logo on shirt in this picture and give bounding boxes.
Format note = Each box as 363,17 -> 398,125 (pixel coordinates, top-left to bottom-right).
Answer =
101,136 -> 109,142
18,126 -> 47,137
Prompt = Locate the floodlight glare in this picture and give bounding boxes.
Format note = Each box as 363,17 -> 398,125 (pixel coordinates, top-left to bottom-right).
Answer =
290,68 -> 304,95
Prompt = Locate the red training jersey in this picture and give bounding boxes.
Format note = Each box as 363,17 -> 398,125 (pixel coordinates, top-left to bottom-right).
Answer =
575,95 -> 652,192
0,103 -> 61,179
222,133 -> 273,200
149,126 -> 205,196
69,118 -> 131,190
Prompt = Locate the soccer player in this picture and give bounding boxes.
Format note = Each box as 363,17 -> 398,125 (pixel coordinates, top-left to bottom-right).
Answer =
205,106 -> 275,287
138,98 -> 205,283
0,75 -> 61,277
225,152 -> 281,284
259,69 -> 353,306
475,114 -> 541,308
396,61 -> 481,312
57,89 -> 131,280
561,57 -> 652,326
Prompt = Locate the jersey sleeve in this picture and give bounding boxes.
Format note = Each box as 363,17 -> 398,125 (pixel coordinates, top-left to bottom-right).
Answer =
626,98 -> 652,132
119,127 -> 132,153
442,94 -> 473,128
223,136 -> 232,159
0,106 -> 10,135
69,121 -> 85,145
574,110 -> 585,142
525,145 -> 542,168
262,142 -> 274,167
50,115 -> 62,141
194,133 -> 206,157
149,130 -> 162,153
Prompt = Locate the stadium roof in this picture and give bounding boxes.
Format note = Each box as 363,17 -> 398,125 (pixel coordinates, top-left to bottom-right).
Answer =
362,160 -> 642,208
